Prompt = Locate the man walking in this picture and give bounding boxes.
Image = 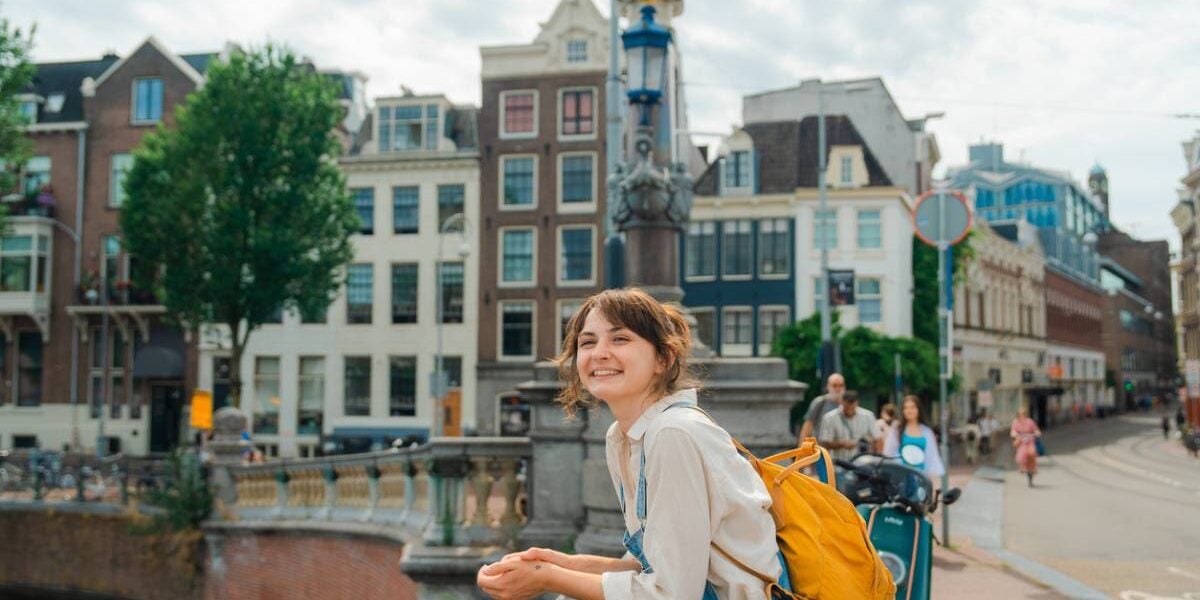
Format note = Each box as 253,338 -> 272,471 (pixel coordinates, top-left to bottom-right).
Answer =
799,373 -> 846,444
819,390 -> 879,461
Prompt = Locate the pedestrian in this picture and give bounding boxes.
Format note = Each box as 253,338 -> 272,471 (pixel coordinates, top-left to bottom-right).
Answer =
978,408 -> 999,456
1176,406 -> 1186,432
883,395 -> 945,478
1161,414 -> 1171,439
798,373 -> 846,444
818,390 -> 879,462
873,403 -> 895,453
1011,407 -> 1042,487
477,288 -> 785,599
961,419 -> 981,466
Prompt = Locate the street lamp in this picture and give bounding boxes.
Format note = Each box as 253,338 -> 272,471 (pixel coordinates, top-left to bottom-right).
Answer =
432,212 -> 469,439
622,5 -> 671,125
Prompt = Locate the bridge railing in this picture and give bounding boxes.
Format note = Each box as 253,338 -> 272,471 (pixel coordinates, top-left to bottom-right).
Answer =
0,450 -> 165,505
224,436 -> 531,547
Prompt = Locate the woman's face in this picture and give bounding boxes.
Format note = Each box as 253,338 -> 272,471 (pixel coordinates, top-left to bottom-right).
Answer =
903,400 -> 920,423
575,308 -> 665,404
1017,407 -> 1028,419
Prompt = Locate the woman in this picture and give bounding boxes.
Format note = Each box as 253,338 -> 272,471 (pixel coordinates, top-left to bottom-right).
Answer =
882,395 -> 944,478
1010,407 -> 1041,487
872,403 -> 895,454
477,288 -> 785,600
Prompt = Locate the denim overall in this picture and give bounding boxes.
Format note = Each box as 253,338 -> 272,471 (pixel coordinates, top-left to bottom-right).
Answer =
618,401 -> 792,599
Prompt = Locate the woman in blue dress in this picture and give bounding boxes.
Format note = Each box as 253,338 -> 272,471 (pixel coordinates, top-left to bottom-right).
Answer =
882,395 -> 945,478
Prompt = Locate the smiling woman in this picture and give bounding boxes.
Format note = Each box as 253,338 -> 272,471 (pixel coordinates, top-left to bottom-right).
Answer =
476,288 -> 788,600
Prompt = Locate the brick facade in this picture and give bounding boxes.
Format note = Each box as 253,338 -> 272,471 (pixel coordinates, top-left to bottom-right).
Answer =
1044,269 -> 1105,351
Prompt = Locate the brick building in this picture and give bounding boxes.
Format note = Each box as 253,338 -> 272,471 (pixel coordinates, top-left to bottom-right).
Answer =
0,37 -> 214,453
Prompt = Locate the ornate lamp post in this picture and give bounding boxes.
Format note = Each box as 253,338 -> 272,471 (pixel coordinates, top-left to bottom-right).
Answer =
612,5 -> 692,302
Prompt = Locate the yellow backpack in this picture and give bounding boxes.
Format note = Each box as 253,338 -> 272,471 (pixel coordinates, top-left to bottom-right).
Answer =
716,436 -> 897,600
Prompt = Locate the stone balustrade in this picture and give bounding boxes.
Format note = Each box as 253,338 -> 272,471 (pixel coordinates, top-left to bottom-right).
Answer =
223,437 -> 531,547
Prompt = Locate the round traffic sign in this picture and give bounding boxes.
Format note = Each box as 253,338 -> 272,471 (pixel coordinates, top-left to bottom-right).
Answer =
912,190 -> 972,247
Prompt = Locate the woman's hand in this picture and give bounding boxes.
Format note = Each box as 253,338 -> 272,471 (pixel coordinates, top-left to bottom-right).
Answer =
477,556 -> 554,600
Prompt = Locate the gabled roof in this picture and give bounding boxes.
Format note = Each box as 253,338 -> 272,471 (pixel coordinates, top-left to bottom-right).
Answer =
24,56 -> 118,123
694,115 -> 892,195
91,36 -> 205,90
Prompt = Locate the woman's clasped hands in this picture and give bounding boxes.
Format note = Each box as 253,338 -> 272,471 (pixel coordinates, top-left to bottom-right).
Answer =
477,547 -> 574,600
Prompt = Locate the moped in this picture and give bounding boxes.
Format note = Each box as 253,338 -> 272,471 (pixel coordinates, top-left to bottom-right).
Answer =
836,454 -> 961,600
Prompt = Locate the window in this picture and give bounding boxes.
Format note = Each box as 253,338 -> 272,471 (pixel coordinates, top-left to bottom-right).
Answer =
439,356 -> 463,389
691,308 -> 715,349
560,154 -> 594,206
378,104 -> 438,151
501,228 -> 535,285
350,188 -> 374,235
22,156 -> 50,197
857,210 -> 881,249
557,299 -> 585,352
840,155 -> 853,185
389,356 -> 417,417
391,263 -> 418,324
501,156 -> 536,208
501,91 -> 536,137
109,154 -> 133,207
87,328 -> 123,418
133,78 -> 163,123
0,236 -> 40,292
19,100 -> 36,123
102,235 -> 122,300
438,261 -> 464,323
343,356 -> 371,416
759,307 -> 790,355
560,89 -> 594,136
301,302 -> 328,324
858,278 -> 881,324
685,221 -> 716,279
17,331 -> 42,407
722,307 -> 753,356
814,209 -> 837,250
437,184 -> 465,230
346,264 -> 373,324
500,301 -> 534,358
253,357 -> 280,435
724,151 -> 751,189
559,226 -> 594,284
298,357 -> 324,435
213,357 -> 232,410
722,220 -> 753,278
393,186 -> 419,234
567,40 -> 588,62
758,218 -> 789,277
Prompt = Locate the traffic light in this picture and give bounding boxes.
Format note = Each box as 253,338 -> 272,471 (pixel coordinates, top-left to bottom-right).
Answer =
1124,379 -> 1134,392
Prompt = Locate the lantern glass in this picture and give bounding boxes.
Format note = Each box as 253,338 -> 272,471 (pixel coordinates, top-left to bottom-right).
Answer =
622,5 -> 671,105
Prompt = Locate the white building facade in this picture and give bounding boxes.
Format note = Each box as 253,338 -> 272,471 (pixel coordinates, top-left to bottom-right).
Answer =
198,93 -> 479,458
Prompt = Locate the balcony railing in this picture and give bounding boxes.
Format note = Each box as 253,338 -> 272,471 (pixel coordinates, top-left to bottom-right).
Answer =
225,437 -> 530,547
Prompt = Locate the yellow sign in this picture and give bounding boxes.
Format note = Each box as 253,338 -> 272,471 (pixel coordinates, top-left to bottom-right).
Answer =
190,390 -> 213,430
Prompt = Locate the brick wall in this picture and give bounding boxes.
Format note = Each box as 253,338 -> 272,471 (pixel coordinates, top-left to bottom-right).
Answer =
1044,269 -> 1105,351
205,529 -> 415,600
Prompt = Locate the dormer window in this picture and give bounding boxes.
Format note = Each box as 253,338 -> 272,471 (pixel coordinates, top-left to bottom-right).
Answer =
19,100 -> 36,123
718,130 -> 755,195
378,103 -> 439,151
725,150 -> 751,188
829,145 -> 866,188
45,93 -> 65,114
133,78 -> 163,123
840,156 -> 852,185
567,40 -> 587,63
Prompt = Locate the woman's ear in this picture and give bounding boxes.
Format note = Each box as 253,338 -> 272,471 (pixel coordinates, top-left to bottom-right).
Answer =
655,351 -> 673,375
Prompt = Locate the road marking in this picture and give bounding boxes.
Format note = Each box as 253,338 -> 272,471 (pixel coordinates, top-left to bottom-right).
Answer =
1168,566 -> 1200,581
1120,592 -> 1200,600
1089,452 -> 1191,491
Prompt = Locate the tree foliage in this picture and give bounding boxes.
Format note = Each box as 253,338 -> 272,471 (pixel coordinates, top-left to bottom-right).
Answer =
911,231 -> 976,347
121,46 -> 358,407
132,449 -> 214,533
773,312 -> 940,416
0,13 -> 35,220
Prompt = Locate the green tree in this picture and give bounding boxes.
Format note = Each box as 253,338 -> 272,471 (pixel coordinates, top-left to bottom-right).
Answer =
0,13 -> 35,219
773,312 -> 940,419
121,46 -> 357,408
911,231 -> 976,347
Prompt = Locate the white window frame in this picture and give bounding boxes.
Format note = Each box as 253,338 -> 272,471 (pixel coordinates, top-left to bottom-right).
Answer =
556,298 -> 586,355
856,209 -> 882,250
499,154 -> 538,211
721,306 -> 754,357
109,153 -> 133,208
813,208 -> 838,251
757,218 -> 790,280
722,150 -> 754,195
857,277 -> 883,325
685,221 -> 717,282
498,226 -> 537,288
498,300 -> 537,361
840,155 -> 853,185
377,102 -> 440,152
557,224 -> 597,287
690,306 -> 716,350
757,305 -> 790,356
130,77 -> 163,125
557,86 -> 598,142
499,89 -> 538,140
566,39 -> 588,63
557,151 -> 598,213
721,220 -> 754,281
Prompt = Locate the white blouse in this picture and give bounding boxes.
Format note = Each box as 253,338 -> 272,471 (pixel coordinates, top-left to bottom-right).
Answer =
600,388 -> 782,600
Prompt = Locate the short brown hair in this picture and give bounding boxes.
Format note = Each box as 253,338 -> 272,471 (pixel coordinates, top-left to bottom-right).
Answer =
552,288 -> 700,417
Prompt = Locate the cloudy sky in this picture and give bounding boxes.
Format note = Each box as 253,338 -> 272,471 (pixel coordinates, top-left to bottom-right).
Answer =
12,0 -> 1200,246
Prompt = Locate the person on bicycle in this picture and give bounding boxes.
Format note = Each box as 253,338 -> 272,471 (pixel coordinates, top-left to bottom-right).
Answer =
1010,407 -> 1041,487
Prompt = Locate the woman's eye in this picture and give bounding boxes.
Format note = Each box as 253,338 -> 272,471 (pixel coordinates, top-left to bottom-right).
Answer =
578,340 -> 595,348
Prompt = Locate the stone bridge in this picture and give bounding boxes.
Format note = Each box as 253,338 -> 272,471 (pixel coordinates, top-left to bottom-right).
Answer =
0,359 -> 803,599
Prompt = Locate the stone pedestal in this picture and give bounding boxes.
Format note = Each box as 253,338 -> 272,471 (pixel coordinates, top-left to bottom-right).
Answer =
207,407 -> 250,508
515,362 -> 586,550
623,224 -> 683,304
